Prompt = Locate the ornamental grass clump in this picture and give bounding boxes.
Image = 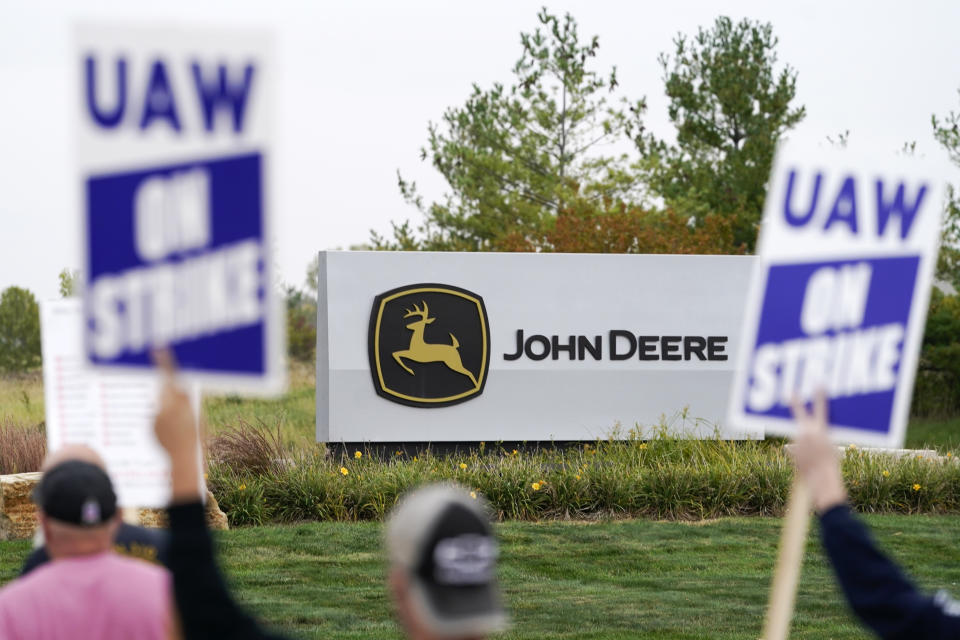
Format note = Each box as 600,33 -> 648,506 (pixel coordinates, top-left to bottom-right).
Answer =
0,418 -> 45,474
208,418 -> 290,475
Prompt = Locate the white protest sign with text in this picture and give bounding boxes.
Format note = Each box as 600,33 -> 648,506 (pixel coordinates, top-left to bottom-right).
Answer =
41,298 -> 201,508
729,141 -> 949,447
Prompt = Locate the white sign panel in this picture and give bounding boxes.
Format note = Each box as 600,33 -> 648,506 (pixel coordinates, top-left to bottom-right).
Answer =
728,142 -> 948,447
76,24 -> 284,393
41,299 -> 198,508
317,251 -> 755,442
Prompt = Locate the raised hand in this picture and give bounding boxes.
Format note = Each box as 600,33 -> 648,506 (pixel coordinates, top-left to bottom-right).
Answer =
789,391 -> 847,513
152,349 -> 202,503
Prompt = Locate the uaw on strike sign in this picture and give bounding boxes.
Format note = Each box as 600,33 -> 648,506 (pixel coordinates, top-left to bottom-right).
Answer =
729,142 -> 948,447
77,26 -> 284,392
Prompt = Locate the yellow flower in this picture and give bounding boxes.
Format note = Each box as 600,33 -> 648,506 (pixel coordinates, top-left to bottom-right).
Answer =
848,443 -> 857,450
948,452 -> 954,458
575,475 -> 581,480
396,451 -> 403,456
354,451 -> 362,459
511,449 -> 519,457
238,484 -> 246,491
459,463 -> 468,470
882,470 -> 890,477
413,456 -> 418,462
531,482 -> 541,491
913,483 -> 922,492
917,455 -> 924,460
638,443 -> 648,450
340,467 -> 349,476
470,491 -> 478,500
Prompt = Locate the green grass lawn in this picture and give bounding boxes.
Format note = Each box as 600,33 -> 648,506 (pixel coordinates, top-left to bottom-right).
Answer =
202,361 -> 316,447
906,416 -> 960,451
4,514 -> 959,638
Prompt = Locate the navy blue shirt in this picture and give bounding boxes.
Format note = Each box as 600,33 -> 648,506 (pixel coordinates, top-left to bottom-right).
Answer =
20,522 -> 169,576
167,501 -> 289,640
820,504 -> 960,638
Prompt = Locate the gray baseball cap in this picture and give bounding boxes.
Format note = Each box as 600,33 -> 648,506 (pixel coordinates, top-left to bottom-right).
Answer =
386,484 -> 508,637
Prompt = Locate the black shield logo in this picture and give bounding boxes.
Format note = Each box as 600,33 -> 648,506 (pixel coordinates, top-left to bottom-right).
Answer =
368,284 -> 490,407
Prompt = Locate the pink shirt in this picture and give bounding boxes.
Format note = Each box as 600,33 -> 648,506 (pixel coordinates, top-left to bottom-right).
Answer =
0,551 -> 171,640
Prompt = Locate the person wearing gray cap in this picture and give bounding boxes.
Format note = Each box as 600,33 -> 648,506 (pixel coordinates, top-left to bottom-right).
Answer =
151,350 -> 508,639
386,483 -> 509,640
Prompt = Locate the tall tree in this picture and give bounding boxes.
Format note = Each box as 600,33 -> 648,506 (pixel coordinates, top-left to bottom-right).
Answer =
58,268 -> 80,297
932,91 -> 960,290
373,8 -> 645,251
0,287 -> 41,372
638,16 -> 805,251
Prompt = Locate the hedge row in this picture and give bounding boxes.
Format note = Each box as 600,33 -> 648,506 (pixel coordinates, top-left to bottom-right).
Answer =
207,433 -> 960,526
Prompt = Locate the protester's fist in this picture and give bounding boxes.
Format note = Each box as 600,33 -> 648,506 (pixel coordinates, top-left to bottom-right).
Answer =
152,350 -> 197,459
789,391 -> 847,512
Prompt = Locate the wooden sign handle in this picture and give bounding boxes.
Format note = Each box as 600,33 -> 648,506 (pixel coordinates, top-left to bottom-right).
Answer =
762,477 -> 813,640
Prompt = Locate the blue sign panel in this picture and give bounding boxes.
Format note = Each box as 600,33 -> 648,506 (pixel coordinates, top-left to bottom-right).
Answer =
84,153 -> 268,375
743,256 -> 918,433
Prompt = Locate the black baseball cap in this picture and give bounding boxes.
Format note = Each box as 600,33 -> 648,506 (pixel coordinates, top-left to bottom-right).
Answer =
386,484 -> 508,637
34,460 -> 118,527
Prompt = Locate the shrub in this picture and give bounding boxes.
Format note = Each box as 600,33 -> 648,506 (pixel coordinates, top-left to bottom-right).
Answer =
0,287 -> 41,373
912,289 -> 960,418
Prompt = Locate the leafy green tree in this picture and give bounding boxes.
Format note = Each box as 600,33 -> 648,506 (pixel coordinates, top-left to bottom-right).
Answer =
932,92 -> 960,290
285,260 -> 320,363
0,287 -> 41,372
286,286 -> 316,363
58,268 -> 80,297
915,288 -> 960,416
374,8 -> 645,251
638,16 -> 805,251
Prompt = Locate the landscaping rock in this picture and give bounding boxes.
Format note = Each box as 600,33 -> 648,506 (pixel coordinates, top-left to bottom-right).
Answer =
0,472 -> 42,541
0,473 -> 228,539
134,490 -> 229,531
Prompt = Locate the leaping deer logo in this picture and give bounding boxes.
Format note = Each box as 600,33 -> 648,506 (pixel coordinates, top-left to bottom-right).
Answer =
392,301 -> 479,389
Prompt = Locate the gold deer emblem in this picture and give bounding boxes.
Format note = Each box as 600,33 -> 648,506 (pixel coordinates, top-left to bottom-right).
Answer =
392,301 -> 479,388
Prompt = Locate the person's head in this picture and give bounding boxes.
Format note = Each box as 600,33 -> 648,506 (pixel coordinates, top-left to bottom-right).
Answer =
34,455 -> 120,559
385,484 -> 508,640
41,443 -> 107,473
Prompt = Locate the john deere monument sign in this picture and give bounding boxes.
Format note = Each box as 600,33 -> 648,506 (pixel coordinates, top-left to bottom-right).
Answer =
316,251 -> 754,443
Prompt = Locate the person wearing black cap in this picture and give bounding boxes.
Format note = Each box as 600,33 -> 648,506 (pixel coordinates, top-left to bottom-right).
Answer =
0,458 -> 176,639
152,350 -> 507,640
18,444 -> 170,576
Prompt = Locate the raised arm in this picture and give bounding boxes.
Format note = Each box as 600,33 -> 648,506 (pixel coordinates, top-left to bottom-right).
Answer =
790,393 -> 960,639
153,350 -> 288,640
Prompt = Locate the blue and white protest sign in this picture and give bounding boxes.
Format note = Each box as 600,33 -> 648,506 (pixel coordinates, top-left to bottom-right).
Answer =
77,25 -> 284,392
728,141 -> 949,447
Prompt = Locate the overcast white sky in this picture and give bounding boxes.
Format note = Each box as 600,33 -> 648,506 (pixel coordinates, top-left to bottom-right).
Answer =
1,0 -> 959,300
